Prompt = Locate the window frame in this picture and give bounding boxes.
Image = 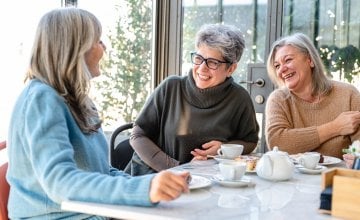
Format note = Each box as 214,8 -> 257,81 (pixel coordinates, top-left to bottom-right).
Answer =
152,0 -> 182,88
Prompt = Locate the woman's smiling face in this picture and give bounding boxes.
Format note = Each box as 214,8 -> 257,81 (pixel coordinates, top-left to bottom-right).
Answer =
273,45 -> 314,93
192,45 -> 237,89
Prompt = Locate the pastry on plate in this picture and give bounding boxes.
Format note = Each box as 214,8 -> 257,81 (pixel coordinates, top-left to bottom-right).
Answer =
235,156 -> 258,172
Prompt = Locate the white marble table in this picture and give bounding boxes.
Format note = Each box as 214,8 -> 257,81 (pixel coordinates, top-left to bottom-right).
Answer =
61,159 -> 345,220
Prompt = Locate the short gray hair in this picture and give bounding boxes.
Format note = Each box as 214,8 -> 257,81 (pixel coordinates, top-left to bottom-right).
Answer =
195,24 -> 245,65
267,33 -> 332,96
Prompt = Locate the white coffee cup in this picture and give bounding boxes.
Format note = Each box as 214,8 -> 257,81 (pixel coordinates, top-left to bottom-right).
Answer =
299,152 -> 320,169
217,144 -> 244,159
219,161 -> 246,181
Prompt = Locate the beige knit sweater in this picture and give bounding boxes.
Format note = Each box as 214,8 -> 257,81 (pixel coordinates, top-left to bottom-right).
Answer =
265,80 -> 360,158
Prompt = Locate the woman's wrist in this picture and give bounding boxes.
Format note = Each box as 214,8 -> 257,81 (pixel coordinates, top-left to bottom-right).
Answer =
317,121 -> 339,143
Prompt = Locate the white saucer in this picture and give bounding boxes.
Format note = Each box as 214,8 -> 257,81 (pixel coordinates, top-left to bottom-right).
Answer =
213,155 -> 236,163
290,154 -> 342,166
189,175 -> 212,190
211,175 -> 255,187
295,165 -> 327,174
319,156 -> 342,165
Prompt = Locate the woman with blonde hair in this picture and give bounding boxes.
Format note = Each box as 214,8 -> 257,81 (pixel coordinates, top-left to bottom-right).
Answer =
6,8 -> 189,219
265,32 -> 360,159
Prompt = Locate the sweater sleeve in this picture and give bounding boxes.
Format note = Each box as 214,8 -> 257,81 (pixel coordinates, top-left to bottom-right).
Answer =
265,91 -> 320,154
132,77 -> 181,171
15,85 -> 155,207
350,85 -> 360,141
130,124 -> 179,171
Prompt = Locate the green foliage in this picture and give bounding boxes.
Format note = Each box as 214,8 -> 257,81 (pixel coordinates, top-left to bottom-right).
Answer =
319,44 -> 339,78
333,45 -> 360,83
93,0 -> 152,126
319,44 -> 360,83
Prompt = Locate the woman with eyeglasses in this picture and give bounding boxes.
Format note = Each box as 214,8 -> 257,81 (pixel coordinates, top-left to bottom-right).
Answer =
125,24 -> 259,176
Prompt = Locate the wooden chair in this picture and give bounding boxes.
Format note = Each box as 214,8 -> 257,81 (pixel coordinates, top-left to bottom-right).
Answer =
109,122 -> 134,170
0,141 -> 9,220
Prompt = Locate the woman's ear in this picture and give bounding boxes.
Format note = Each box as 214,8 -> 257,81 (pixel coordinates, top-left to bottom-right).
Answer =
310,61 -> 314,68
308,57 -> 314,68
227,63 -> 238,77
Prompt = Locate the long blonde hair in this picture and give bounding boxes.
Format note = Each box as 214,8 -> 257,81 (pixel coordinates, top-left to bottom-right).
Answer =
26,8 -> 102,133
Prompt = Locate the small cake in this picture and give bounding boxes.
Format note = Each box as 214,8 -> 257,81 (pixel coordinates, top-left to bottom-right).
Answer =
235,156 -> 258,171
246,159 -> 257,171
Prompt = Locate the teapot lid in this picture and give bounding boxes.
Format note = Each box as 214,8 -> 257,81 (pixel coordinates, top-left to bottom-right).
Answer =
267,146 -> 288,156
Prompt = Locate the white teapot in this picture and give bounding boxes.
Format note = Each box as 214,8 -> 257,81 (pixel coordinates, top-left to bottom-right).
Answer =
256,146 -> 294,181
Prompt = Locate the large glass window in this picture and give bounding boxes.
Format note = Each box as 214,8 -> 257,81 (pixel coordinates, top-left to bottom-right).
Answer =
0,1 -> 153,140
80,0 -> 154,132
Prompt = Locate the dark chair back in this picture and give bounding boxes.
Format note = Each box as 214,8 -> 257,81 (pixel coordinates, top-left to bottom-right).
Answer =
110,122 -> 134,170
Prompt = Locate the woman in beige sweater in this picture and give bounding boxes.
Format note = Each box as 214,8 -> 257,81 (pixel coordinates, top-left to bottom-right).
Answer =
265,33 -> 360,159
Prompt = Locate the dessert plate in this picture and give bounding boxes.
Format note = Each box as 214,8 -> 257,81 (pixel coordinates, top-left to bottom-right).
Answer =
319,156 -> 342,165
290,154 -> 342,166
295,164 -> 327,174
211,175 -> 255,187
189,175 -> 212,190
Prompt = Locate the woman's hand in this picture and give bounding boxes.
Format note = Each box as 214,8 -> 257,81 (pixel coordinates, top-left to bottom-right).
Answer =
318,111 -> 360,144
149,171 -> 190,203
333,111 -> 360,135
190,140 -> 222,160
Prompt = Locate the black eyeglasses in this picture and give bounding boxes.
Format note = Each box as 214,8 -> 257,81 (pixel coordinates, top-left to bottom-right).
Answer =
190,52 -> 231,70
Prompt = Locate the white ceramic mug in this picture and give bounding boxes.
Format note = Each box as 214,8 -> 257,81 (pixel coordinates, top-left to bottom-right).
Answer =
299,152 -> 320,169
219,161 -> 246,181
217,144 -> 244,159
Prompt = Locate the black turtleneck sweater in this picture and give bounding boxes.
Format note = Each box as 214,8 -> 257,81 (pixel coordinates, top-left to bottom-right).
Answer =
128,71 -> 259,175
